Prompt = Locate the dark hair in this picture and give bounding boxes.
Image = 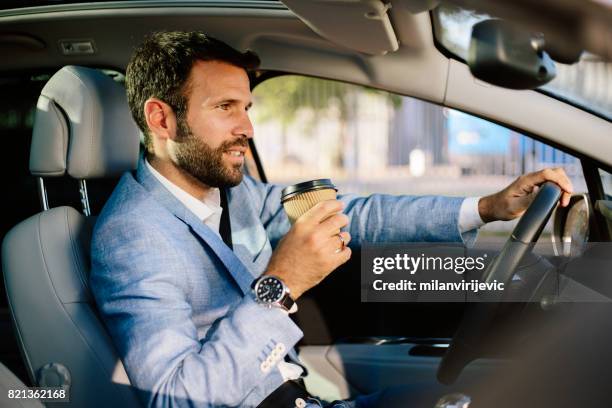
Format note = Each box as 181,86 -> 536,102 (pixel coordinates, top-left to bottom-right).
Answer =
126,31 -> 260,153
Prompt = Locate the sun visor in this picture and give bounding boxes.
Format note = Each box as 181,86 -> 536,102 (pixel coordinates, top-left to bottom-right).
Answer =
281,0 -> 399,55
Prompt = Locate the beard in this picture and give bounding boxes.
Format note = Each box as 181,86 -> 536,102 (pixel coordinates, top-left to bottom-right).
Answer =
173,119 -> 247,188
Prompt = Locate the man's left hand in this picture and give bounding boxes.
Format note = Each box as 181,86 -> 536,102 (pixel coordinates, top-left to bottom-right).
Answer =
478,167 -> 574,223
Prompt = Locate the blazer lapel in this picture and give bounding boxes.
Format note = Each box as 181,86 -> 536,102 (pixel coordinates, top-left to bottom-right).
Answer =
135,156 -> 254,295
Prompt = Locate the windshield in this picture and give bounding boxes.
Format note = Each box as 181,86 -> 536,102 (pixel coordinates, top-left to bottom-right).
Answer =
432,3 -> 612,120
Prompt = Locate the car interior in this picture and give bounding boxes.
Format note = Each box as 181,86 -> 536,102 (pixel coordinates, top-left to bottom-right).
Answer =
0,0 -> 611,407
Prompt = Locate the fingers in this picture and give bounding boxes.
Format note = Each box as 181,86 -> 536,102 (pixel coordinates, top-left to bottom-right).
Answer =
320,212 -> 349,235
339,230 -> 351,245
333,231 -> 352,251
560,191 -> 572,207
524,167 -> 573,206
332,231 -> 352,260
297,200 -> 350,235
526,168 -> 573,192
293,200 -> 351,251
337,245 -> 352,262
299,200 -> 344,225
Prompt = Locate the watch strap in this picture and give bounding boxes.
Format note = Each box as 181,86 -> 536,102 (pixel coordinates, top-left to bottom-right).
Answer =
279,292 -> 296,313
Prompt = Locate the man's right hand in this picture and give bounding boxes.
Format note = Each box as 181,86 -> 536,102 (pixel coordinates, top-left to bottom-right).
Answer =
264,200 -> 352,299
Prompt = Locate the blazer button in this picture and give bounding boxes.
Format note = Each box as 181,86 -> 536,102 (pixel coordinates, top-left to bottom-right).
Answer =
260,360 -> 270,373
295,397 -> 307,408
276,343 -> 286,353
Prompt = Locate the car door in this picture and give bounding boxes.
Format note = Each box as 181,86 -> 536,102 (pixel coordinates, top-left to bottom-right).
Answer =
247,74 -> 592,401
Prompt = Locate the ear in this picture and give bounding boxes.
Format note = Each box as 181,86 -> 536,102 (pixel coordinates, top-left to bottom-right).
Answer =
143,98 -> 178,142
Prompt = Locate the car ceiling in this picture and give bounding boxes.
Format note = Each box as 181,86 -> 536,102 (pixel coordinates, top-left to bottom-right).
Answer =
0,1 -> 448,100
1,0 -> 611,166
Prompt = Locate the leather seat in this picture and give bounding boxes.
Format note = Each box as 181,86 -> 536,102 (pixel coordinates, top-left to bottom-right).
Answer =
0,362 -> 44,408
2,66 -> 141,407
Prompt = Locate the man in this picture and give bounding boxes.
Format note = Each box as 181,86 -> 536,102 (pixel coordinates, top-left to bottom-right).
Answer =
90,31 -> 573,408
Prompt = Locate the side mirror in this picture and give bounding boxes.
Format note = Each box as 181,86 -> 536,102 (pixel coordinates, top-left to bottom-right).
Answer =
468,19 -> 556,89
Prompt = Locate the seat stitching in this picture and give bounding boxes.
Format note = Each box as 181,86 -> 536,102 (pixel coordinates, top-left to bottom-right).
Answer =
65,208 -> 90,299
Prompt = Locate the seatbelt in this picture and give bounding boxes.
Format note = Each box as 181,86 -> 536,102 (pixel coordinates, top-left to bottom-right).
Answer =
219,188 -> 233,249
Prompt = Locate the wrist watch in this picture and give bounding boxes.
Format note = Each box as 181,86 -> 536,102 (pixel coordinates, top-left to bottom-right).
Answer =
251,275 -> 297,313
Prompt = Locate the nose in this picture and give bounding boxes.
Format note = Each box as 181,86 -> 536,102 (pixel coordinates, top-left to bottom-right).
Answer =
234,110 -> 254,139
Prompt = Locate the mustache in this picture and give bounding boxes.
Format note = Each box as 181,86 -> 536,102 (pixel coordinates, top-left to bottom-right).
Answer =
219,138 -> 248,151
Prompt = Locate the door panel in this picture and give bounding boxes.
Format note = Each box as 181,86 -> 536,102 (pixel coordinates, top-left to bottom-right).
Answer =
299,343 -> 501,401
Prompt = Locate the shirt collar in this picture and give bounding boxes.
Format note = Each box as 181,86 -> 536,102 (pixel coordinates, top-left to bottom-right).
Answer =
144,158 -> 222,223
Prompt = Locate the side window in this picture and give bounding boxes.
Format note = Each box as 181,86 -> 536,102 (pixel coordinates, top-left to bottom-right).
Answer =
251,75 -> 586,243
0,74 -> 50,225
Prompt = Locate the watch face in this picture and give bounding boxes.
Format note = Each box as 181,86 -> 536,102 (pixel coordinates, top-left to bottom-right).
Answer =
256,277 -> 284,303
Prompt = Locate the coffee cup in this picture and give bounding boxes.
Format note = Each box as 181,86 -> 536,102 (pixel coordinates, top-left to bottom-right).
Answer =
281,179 -> 338,224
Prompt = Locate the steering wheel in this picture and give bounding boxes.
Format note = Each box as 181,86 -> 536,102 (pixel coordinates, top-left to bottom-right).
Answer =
437,182 -> 562,385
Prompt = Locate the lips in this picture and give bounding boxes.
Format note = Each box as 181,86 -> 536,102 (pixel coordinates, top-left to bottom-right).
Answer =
224,145 -> 246,165
224,143 -> 247,157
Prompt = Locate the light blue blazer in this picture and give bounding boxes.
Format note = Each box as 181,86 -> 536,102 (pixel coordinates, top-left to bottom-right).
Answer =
90,156 -> 473,407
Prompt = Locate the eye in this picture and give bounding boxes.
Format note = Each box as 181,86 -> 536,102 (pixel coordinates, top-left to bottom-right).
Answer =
217,103 -> 230,111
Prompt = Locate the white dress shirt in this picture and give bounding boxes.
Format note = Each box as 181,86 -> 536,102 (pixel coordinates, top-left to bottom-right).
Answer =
145,159 -> 484,381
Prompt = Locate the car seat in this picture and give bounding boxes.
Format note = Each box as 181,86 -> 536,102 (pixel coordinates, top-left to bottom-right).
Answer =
2,65 -> 141,407
0,362 -> 44,408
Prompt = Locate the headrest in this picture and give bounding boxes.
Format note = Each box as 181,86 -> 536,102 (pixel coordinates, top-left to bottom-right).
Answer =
29,66 -> 140,179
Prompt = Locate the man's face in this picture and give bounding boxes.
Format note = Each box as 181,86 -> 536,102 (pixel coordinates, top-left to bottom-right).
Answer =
170,60 -> 254,188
